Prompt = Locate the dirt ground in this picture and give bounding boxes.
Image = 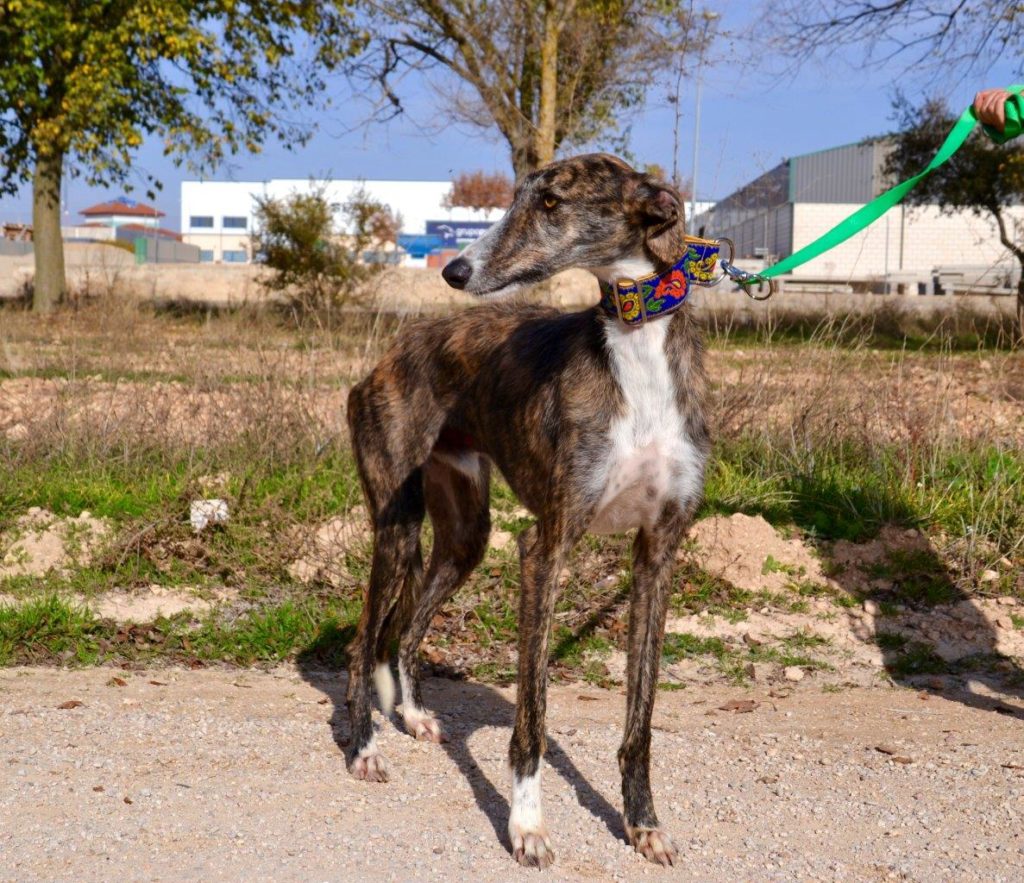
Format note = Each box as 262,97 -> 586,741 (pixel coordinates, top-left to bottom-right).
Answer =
2,667 -> 1024,882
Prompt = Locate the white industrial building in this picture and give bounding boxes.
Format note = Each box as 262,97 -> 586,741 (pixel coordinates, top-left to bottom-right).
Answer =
696,140 -> 1023,292
180,179 -> 503,264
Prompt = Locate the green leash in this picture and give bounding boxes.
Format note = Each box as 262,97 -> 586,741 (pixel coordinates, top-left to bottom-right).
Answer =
719,85 -> 1024,295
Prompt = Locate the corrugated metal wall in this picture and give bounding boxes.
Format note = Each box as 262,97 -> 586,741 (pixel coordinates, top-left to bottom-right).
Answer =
703,203 -> 792,260
700,161 -> 792,259
789,141 -> 883,203
703,140 -> 897,260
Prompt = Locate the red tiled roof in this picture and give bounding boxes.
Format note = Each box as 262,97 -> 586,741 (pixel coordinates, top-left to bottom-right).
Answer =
81,199 -> 164,218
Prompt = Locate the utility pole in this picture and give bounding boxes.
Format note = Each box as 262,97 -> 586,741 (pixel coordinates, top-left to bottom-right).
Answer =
690,11 -> 719,227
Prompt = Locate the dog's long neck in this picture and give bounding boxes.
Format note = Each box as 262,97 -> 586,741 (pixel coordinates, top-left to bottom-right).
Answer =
589,254 -> 657,290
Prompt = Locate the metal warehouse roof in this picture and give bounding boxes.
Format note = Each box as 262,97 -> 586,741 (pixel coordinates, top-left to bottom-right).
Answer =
714,139 -> 891,210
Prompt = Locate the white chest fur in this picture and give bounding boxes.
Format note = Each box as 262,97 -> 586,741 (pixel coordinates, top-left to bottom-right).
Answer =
587,319 -> 704,535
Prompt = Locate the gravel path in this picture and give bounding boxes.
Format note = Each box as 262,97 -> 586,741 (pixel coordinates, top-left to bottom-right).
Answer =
3,667 -> 1024,881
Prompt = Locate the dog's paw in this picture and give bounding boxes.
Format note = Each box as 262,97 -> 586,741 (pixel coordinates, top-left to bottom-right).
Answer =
510,824 -> 555,869
628,827 -> 677,867
403,710 -> 448,744
349,751 -> 389,783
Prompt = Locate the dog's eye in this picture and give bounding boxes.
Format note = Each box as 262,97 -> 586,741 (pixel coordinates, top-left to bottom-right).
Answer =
543,196 -> 559,210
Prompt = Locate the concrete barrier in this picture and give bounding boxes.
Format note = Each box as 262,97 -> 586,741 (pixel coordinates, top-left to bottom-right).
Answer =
1,253 -> 1017,322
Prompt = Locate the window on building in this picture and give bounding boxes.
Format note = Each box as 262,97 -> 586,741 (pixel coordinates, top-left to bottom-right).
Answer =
222,216 -> 248,229
199,250 -> 215,262
190,215 -> 214,228
222,249 -> 248,263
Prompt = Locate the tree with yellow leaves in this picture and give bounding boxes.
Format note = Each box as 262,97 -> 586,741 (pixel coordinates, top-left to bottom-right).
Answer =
0,1 -> 363,311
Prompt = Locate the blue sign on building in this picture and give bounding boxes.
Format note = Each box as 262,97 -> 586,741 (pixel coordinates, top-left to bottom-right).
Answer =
397,234 -> 449,259
425,220 -> 495,245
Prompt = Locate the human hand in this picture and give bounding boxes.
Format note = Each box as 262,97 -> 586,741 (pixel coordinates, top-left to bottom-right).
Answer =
973,88 -> 1014,131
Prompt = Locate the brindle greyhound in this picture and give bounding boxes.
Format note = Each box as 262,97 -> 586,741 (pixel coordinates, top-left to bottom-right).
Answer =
345,153 -> 708,869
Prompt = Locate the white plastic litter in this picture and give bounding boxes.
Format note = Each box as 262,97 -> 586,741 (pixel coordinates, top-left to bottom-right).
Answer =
190,499 -> 230,532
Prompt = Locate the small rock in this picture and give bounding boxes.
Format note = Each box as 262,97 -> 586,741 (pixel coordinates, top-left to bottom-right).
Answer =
998,596 -> 1016,606
863,600 -> 880,616
595,571 -> 623,591
190,499 -> 229,532
746,662 -> 774,682
5,423 -> 29,442
488,530 -> 514,551
980,570 -> 1000,584
996,616 -> 1014,630
783,666 -> 805,682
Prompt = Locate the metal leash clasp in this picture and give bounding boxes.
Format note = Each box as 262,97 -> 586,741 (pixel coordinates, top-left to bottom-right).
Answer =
687,237 -> 730,288
716,239 -> 776,301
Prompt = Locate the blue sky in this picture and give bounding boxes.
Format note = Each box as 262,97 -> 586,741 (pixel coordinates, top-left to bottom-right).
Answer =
1,1 -> 1019,230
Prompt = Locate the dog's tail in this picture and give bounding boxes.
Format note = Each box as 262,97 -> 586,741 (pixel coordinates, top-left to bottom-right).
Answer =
373,662 -> 396,716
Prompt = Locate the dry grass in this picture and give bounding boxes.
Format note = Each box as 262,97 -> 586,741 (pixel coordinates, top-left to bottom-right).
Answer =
1,290 -> 1022,673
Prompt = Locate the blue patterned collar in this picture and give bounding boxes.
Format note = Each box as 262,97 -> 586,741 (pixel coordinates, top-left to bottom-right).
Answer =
598,236 -> 723,326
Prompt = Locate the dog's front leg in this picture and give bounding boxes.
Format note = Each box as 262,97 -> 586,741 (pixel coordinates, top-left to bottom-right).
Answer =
619,504 -> 691,866
507,522 -> 571,869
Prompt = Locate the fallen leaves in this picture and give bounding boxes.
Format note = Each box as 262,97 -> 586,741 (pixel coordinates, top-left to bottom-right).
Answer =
874,744 -> 913,764
718,699 -> 759,714
57,700 -> 84,709
107,677 -> 128,687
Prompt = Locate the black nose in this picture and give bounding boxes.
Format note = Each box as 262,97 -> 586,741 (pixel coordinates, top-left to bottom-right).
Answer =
442,257 -> 473,290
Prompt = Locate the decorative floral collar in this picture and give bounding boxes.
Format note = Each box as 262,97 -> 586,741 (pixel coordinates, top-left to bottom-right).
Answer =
598,236 -> 723,326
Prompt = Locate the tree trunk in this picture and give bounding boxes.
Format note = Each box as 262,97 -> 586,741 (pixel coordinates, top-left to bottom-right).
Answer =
511,138 -> 540,181
1017,272 -> 1024,346
991,206 -> 1024,345
533,2 -> 559,170
31,150 -> 66,313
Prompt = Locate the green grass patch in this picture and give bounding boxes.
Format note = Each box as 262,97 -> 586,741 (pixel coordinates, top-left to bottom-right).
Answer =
1,448 -> 360,527
875,631 -> 908,651
889,641 -> 948,677
662,632 -> 728,664
661,629 -> 832,684
0,596 -> 110,665
0,594 -> 362,668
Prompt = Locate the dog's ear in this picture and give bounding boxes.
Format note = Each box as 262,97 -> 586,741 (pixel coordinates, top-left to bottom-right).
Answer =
631,181 -> 687,266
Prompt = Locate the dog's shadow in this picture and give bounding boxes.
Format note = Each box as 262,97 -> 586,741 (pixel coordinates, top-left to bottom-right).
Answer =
722,481 -> 1024,716
828,530 -> 1024,717
295,650 -> 624,849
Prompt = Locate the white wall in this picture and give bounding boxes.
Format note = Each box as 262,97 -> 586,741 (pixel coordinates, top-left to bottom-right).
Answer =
180,179 -> 503,238
791,203 -> 1024,280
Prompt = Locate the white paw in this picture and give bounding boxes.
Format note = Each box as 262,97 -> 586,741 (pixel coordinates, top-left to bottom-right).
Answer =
349,751 -> 389,783
403,710 -> 447,743
628,826 -> 677,867
510,822 -> 555,869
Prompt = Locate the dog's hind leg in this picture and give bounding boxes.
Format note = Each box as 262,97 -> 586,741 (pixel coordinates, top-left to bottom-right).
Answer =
345,376 -> 443,783
618,504 -> 691,866
346,467 -> 426,782
396,452 -> 491,743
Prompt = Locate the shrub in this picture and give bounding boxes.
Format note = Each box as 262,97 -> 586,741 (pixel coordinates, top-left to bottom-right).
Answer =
252,182 -> 401,319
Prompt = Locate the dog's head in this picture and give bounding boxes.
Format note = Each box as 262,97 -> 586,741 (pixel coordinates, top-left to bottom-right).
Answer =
441,154 -> 687,295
